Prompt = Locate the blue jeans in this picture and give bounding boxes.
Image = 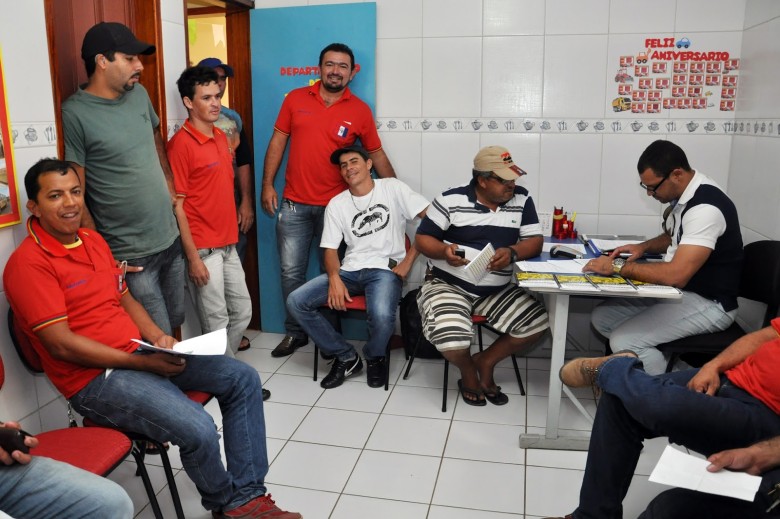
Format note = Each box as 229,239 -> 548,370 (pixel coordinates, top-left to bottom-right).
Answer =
276,200 -> 326,338
591,290 -> 736,375
574,357 -> 780,519
70,354 -> 268,512
286,269 -> 402,361
640,485 -> 780,519
124,237 -> 186,335
0,456 -> 133,518
188,245 -> 252,357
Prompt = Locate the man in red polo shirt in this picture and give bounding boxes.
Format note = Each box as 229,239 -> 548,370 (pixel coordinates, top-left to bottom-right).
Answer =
167,66 -> 252,360
261,42 -> 397,357
4,158 -> 299,518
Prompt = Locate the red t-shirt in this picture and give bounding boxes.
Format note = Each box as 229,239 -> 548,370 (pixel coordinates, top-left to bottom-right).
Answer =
3,218 -> 140,398
726,318 -> 780,414
273,82 -> 383,206
167,120 -> 238,248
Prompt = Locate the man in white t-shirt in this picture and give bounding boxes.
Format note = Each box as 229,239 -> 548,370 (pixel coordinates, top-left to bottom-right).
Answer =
287,145 -> 428,389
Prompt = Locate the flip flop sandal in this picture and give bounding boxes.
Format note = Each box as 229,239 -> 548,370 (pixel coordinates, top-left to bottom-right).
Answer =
238,336 -> 251,352
145,441 -> 170,455
484,386 -> 509,406
457,379 -> 486,406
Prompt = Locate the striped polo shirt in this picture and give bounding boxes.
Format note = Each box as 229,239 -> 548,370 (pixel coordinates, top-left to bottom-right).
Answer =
417,179 -> 542,296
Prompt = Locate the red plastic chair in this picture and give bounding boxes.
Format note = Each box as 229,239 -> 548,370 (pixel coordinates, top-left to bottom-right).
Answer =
7,308 -> 210,519
0,352 -> 134,501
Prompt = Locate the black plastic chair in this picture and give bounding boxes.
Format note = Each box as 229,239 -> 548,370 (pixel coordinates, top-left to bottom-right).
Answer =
657,240 -> 780,372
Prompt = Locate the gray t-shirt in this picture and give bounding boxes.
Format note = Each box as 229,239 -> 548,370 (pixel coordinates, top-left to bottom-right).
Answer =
62,84 -> 178,259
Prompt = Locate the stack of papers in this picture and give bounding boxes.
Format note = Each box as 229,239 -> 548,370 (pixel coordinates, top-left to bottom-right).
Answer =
132,328 -> 227,356
587,275 -> 638,292
517,272 -> 559,289
556,274 -> 600,291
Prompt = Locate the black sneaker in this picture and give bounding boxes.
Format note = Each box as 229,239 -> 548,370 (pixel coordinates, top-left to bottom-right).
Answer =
271,335 -> 308,357
320,356 -> 363,389
366,357 -> 387,388
262,388 -> 271,401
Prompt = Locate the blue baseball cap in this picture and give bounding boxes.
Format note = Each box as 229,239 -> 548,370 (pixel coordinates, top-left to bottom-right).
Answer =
197,57 -> 234,77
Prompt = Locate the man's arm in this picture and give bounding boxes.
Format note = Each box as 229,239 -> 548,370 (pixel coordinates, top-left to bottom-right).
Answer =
368,149 -> 396,178
173,197 -> 210,287
70,163 -> 97,230
708,436 -> 780,476
324,247 -> 351,311
261,131 -> 289,215
687,325 -> 779,395
587,242 -> 711,287
34,318 -> 184,378
236,164 -> 254,233
154,127 -> 177,206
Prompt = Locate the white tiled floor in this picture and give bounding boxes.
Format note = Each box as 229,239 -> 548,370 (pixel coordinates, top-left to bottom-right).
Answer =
111,329 -> 671,519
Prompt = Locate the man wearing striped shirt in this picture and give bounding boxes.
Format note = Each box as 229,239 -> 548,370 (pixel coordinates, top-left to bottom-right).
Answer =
415,146 -> 549,407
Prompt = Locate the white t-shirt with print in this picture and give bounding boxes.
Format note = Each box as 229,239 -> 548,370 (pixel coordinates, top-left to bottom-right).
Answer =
321,178 -> 429,272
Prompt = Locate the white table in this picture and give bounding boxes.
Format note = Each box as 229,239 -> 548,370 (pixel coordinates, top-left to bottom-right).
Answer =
519,285 -> 682,451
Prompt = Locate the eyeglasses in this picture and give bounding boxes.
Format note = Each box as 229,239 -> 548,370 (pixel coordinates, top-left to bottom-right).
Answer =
639,173 -> 670,193
484,173 -> 516,187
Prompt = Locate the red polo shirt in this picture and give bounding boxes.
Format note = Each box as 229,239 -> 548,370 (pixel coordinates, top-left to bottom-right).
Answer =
4,218 -> 140,398
167,119 -> 238,248
726,318 -> 780,414
273,82 -> 383,206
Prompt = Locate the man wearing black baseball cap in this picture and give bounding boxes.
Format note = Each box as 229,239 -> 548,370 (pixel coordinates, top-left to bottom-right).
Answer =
62,22 -> 185,338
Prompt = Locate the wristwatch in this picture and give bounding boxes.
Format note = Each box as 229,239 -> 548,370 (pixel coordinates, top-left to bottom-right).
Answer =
507,247 -> 518,263
612,257 -> 627,274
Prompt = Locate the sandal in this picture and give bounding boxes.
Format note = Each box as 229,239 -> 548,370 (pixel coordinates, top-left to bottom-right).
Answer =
238,336 -> 251,352
484,386 -> 509,406
457,379 -> 486,406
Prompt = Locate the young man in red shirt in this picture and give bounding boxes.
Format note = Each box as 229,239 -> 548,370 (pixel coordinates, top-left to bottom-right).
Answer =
167,66 -> 252,360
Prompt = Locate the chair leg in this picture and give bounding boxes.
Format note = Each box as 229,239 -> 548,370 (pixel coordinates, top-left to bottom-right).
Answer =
476,324 -> 484,352
403,335 -> 421,380
131,443 -> 164,519
155,440 -> 185,519
664,353 -> 678,373
442,359 -> 449,413
313,344 -> 319,381
510,354 -> 526,396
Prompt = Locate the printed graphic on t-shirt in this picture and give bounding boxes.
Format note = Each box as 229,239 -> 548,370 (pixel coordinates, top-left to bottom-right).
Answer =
351,204 -> 389,237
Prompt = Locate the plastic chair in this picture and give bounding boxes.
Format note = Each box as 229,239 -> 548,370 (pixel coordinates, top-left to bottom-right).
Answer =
657,240 -> 780,372
7,308 -> 212,519
403,314 -> 525,412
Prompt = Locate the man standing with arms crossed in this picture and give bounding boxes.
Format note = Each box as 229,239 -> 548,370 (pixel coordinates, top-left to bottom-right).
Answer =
262,43 -> 396,358
62,22 -> 184,335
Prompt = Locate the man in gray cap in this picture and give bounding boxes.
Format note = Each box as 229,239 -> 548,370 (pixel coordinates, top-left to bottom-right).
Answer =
62,22 -> 184,336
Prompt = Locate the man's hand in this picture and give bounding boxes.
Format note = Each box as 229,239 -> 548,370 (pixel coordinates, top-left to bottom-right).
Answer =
261,185 -> 278,216
188,257 -> 210,287
444,243 -> 469,267
327,277 -> 352,311
153,334 -> 178,350
0,422 -> 37,465
392,260 -> 413,280
137,353 -> 187,377
238,199 -> 255,234
487,247 -> 512,271
609,243 -> 647,261
707,440 -> 780,476
687,364 -> 721,395
582,255 -> 614,275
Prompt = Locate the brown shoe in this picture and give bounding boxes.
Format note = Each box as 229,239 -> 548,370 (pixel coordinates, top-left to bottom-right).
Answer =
213,494 -> 302,519
271,335 -> 308,358
559,351 -> 638,395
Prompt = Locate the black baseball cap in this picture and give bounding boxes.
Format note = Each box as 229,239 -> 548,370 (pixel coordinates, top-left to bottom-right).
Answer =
81,22 -> 155,60
330,145 -> 370,165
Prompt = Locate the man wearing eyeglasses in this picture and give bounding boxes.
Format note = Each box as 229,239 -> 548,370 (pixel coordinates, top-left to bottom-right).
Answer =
584,139 -> 743,375
415,146 -> 549,406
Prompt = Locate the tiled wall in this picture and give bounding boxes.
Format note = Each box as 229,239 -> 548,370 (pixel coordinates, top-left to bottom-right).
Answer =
0,0 -> 777,425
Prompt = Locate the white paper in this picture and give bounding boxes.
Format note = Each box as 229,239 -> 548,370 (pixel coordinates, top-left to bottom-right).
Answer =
649,445 -> 761,502
589,238 -> 643,252
515,259 -> 589,274
462,242 -> 495,284
133,328 -> 227,356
